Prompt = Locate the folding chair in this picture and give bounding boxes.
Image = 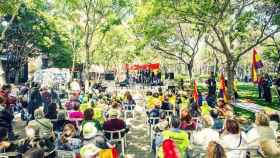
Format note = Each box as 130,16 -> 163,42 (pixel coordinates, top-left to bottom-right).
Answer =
0,152 -> 21,158
103,128 -> 127,157
56,150 -> 76,158
225,147 -> 264,158
147,116 -> 160,152
123,103 -> 135,120
161,110 -> 173,125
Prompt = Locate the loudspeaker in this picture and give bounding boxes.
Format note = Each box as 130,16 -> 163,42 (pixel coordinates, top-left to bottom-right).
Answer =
105,73 -> 115,81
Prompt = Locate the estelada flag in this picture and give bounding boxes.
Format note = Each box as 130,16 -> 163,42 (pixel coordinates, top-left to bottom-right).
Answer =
193,80 -> 199,102
252,48 -> 264,83
219,73 -> 227,103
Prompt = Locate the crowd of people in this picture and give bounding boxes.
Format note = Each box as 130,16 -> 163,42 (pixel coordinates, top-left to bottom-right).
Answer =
257,73 -> 280,103
0,82 -> 134,158
0,71 -> 279,158
144,86 -> 280,158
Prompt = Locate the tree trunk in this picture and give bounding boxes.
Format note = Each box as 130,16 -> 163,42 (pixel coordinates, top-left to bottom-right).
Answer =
214,56 -> 219,77
187,58 -> 194,81
225,59 -> 236,102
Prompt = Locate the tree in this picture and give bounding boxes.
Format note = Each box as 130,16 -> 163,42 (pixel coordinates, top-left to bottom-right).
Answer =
133,1 -> 203,80
262,36 -> 280,72
159,0 -> 280,98
2,4 -> 73,82
60,0 -> 130,85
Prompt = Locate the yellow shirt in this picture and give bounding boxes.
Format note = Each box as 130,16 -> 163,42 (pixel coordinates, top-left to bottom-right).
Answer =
158,129 -> 190,158
146,96 -> 154,110
168,96 -> 176,106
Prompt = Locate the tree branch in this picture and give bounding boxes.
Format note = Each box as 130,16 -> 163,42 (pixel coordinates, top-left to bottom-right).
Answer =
236,28 -> 279,61
153,45 -> 187,63
205,35 -> 224,54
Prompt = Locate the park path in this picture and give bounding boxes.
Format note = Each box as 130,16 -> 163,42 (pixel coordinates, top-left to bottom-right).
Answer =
125,96 -> 153,158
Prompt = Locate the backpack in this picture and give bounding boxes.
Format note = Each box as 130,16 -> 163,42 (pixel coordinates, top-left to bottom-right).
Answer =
162,139 -> 180,158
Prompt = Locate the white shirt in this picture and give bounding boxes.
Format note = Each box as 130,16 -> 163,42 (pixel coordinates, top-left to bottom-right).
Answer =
269,121 -> 278,136
219,132 -> 247,158
246,126 -> 275,147
192,128 -> 219,150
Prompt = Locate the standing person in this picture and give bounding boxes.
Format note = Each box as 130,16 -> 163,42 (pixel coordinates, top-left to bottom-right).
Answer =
0,96 -> 15,140
207,72 -> 216,96
50,88 -> 61,108
263,74 -> 272,103
41,87 -> 51,114
274,74 -> 280,102
28,83 -> 42,120
258,74 -> 264,99
0,84 -> 12,109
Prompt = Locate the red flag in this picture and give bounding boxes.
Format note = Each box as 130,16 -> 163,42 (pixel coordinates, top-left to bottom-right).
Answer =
193,80 -> 199,102
219,73 -> 227,102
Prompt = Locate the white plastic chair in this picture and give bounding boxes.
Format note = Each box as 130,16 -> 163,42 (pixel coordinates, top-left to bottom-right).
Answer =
56,150 -> 76,158
123,103 -> 135,119
103,128 -> 127,157
147,116 -> 160,152
161,109 -> 173,125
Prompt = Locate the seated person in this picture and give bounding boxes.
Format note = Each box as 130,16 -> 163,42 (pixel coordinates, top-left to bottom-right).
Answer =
53,111 -> 72,132
188,102 -> 201,118
103,109 -> 128,139
210,110 -> 224,130
56,124 -> 81,151
23,148 -> 44,158
145,91 -> 153,110
156,116 -> 190,158
167,93 -> 176,107
44,103 -> 58,120
192,115 -> 219,149
201,101 -> 212,116
18,125 -> 55,158
206,93 -> 216,108
269,113 -> 279,135
180,109 -> 196,130
123,91 -> 135,104
197,91 -> 203,106
81,108 -> 102,131
65,94 -> 80,110
18,125 -> 41,154
247,112 -> 276,147
28,108 -> 55,141
219,119 -> 247,158
154,112 -> 169,133
93,105 -> 105,124
0,127 -> 17,153
259,139 -> 280,158
0,97 -> 14,140
123,92 -> 136,110
107,101 -> 121,118
161,96 -> 172,110
216,99 -> 233,118
68,104 -> 84,120
148,100 -> 161,125
207,141 -> 226,158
